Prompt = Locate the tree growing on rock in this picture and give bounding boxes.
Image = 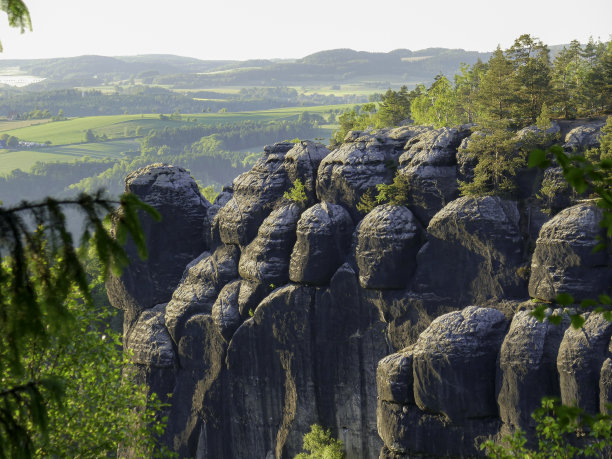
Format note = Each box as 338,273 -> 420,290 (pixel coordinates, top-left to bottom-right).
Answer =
458,124 -> 526,197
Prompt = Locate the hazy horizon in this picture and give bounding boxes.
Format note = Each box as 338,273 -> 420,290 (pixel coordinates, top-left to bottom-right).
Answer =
0,0 -> 609,62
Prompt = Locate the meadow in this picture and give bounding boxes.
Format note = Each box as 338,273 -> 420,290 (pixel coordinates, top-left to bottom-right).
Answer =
0,140 -> 139,175
0,104 -> 345,174
1,104 -> 350,146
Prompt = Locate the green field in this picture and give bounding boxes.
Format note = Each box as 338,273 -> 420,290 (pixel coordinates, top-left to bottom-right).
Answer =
0,139 -> 140,175
0,119 -> 54,132
0,105 -> 346,175
1,105 -> 351,146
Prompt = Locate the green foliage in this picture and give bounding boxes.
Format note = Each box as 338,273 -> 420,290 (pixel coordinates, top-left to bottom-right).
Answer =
284,178 -> 308,204
458,125 -> 526,197
410,75 -> 459,127
0,191 -> 160,456
376,85 -> 412,127
376,172 -> 410,206
200,184 -> 220,204
294,424 -> 345,459
1,277 -> 174,457
482,398 -> 612,458
0,0 -> 31,52
356,187 -> 378,214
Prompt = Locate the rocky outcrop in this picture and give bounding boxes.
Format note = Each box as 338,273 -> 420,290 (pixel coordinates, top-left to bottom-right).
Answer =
108,120 -> 609,459
563,122 -> 604,152
316,128 -> 425,221
529,202 -> 612,301
497,311 -> 567,434
239,203 -> 301,285
398,126 -> 470,224
106,164 -> 210,326
414,196 -> 525,305
216,143 -> 291,246
355,205 -> 424,289
289,202 -> 353,285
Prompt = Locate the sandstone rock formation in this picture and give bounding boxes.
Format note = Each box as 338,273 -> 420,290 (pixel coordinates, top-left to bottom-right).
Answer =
108,121 -> 610,458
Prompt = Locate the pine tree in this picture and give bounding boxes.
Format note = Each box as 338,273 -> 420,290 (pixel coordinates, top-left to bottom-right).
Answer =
477,47 -> 516,122
458,124 -> 526,197
506,34 -> 552,124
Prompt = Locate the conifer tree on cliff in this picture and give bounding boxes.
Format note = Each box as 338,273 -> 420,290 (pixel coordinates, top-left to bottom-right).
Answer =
477,46 -> 515,122
506,34 -> 552,124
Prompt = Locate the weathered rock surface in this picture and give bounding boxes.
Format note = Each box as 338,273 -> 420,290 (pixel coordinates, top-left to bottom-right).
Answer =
216,143 -> 291,246
106,122 -> 609,459
557,313 -> 612,413
414,196 -> 525,305
283,141 -> 329,204
564,122 -> 604,152
126,303 -> 176,368
355,205 -> 424,289
289,202 -> 354,285
238,203 -> 301,285
316,132 -> 403,221
529,202 -> 612,301
165,244 -> 239,342
398,126 -> 471,224
497,311 -> 567,432
106,164 -> 210,325
412,307 -> 508,421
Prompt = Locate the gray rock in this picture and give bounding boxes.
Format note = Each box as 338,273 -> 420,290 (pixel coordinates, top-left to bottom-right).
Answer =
283,141 -> 329,204
167,313 -> 227,456
211,279 -> 271,341
211,281 -> 243,341
414,196 -> 525,305
126,303 -> 176,368
289,202 -> 354,285
238,203 -> 301,285
377,349 -> 414,405
398,127 -> 470,224
557,313 -> 612,413
564,122 -> 604,152
516,121 -> 561,144
497,311 -> 567,432
216,143 -> 290,246
165,245 -> 239,343
225,266 -> 386,459
378,400 -> 499,457
412,306 -> 508,421
205,186 -> 233,248
316,136 -> 398,221
456,130 -> 484,183
529,202 -> 611,302
600,353 -> 612,414
106,164 -> 210,326
355,205 -> 424,289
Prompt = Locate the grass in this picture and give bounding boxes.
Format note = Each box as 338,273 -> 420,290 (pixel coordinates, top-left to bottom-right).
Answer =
1,105 -> 351,146
0,139 -> 139,175
0,119 -> 53,132
2,115 -> 160,145
0,105 -> 345,174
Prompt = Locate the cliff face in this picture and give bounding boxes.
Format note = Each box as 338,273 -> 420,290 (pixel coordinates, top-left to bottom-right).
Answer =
107,123 -> 612,458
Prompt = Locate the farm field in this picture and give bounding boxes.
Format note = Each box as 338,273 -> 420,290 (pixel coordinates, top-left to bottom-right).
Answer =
0,119 -> 53,132
0,139 -> 140,175
1,104 -> 349,146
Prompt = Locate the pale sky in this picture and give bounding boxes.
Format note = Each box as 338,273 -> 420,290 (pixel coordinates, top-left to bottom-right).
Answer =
0,0 -> 610,61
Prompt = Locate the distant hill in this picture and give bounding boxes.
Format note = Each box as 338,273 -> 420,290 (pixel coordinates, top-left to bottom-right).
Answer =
0,48 -> 493,89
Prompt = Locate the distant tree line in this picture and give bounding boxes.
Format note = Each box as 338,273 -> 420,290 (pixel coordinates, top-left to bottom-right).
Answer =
0,85 -> 362,117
